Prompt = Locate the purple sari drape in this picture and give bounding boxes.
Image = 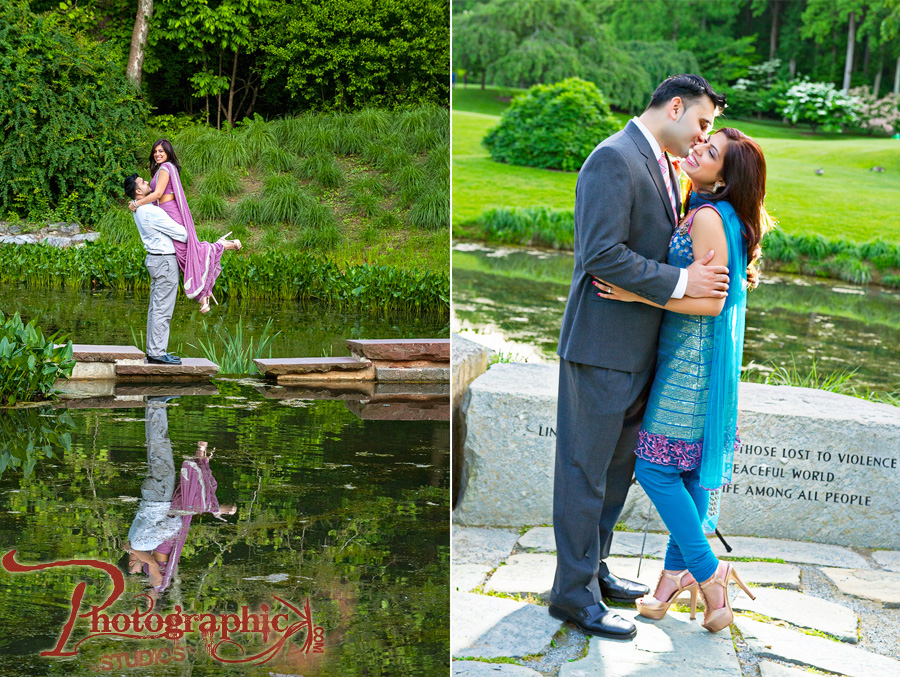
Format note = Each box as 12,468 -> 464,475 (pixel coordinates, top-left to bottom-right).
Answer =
147,456 -> 222,591
149,162 -> 224,302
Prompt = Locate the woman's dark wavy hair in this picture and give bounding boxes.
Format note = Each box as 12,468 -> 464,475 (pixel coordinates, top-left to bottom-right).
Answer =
149,139 -> 181,177
682,127 -> 772,289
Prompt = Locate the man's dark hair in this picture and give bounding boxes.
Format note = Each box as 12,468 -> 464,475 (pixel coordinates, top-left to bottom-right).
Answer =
647,74 -> 726,114
123,173 -> 139,200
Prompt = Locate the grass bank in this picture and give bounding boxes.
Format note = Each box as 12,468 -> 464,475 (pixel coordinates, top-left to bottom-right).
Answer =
86,106 -> 449,276
452,92 -> 900,244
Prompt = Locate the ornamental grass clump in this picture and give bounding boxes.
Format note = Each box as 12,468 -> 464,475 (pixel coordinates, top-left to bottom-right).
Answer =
201,168 -> 242,197
0,312 -> 75,406
483,78 -> 618,171
191,193 -> 228,221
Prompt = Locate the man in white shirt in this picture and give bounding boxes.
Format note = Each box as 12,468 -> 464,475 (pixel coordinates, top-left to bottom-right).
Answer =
123,173 -> 188,365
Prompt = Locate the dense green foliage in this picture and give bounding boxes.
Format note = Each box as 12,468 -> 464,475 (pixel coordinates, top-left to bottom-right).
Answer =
258,0 -> 450,110
0,243 -> 449,316
482,79 -> 616,171
0,311 -> 74,406
455,0 -> 900,115
0,3 -> 148,223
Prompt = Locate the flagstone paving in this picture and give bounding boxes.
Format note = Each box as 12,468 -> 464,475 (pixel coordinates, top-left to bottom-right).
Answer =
732,587 -> 859,642
559,610 -> 739,677
452,525 -> 900,675
734,616 -> 900,677
820,567 -> 900,606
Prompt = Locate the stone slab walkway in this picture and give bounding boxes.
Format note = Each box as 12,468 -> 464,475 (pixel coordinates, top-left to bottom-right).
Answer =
453,525 -> 900,676
559,610 -> 739,677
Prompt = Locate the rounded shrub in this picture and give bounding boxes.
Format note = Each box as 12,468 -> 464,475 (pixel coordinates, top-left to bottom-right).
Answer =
482,78 -> 617,172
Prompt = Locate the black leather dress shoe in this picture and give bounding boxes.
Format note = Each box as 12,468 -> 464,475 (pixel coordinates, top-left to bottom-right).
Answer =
600,572 -> 651,603
147,354 -> 182,365
548,602 -> 637,640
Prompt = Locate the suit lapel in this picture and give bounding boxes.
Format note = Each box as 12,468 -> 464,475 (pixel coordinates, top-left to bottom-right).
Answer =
625,122 -> 678,229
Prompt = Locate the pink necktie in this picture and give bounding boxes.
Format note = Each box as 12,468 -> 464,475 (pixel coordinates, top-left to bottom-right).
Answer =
658,153 -> 677,221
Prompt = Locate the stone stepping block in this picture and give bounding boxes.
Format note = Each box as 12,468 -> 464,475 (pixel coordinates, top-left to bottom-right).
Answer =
344,399 -> 449,421
71,344 -> 145,361
453,527 -> 521,567
734,616 -> 900,677
560,609 -> 740,677
453,661 -> 542,676
375,366 -> 450,383
347,338 -> 449,363
375,381 -> 450,396
453,563 -> 494,594
820,567 -> 900,606
116,358 -> 218,381
732,587 -> 858,643
451,592 -> 562,659
68,344 -> 146,379
253,357 -> 374,383
711,536 -> 870,569
872,551 -> 900,572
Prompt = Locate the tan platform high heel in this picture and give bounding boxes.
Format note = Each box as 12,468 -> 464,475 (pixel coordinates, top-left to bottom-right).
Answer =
699,563 -> 756,632
199,294 -> 219,315
636,569 -> 700,620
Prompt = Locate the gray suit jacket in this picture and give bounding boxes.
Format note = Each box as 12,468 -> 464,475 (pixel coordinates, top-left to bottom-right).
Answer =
558,121 -> 683,372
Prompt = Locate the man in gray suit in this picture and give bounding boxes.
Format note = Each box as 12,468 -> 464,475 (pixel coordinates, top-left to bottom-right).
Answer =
550,75 -> 729,639
124,174 -> 187,366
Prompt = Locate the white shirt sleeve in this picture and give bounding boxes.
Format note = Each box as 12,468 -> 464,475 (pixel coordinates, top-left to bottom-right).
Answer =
145,208 -> 188,242
671,269 -> 688,299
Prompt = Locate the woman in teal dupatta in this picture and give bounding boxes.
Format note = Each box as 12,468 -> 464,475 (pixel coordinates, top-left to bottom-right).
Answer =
594,128 -> 771,633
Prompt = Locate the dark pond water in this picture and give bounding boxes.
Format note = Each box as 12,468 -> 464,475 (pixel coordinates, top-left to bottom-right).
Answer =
0,285 -> 449,361
453,242 -> 900,392
0,382 -> 449,676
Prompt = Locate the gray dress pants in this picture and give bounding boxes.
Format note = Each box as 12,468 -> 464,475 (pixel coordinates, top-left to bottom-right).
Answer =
551,357 -> 655,607
145,254 -> 179,357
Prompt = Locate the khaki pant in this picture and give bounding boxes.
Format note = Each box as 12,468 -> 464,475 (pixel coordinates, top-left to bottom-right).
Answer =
145,254 -> 179,357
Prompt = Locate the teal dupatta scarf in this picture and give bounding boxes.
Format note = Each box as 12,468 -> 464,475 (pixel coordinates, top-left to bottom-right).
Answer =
689,193 -> 749,533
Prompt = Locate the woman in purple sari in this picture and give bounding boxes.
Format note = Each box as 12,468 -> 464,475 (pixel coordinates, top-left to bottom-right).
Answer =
129,139 -> 242,314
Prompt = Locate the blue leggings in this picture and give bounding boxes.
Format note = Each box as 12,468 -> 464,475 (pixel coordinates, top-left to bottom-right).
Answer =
634,456 -> 718,583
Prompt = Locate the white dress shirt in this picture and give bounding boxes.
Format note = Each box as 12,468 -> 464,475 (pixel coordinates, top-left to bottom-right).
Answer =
133,204 -> 188,254
631,117 -> 688,300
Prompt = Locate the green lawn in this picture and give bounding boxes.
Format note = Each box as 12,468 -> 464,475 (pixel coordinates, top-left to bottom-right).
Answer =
453,89 -> 900,242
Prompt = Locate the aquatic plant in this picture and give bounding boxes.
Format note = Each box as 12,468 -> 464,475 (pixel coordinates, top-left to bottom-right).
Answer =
474,206 -> 575,249
0,312 -> 74,406
188,317 -> 280,374
0,243 -> 448,315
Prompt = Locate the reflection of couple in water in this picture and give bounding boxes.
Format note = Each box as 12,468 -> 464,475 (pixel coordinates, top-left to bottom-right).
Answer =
124,140 -> 243,366
123,398 -> 235,592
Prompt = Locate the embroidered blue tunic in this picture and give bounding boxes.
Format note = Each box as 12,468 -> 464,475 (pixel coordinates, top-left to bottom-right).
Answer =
635,207 -> 717,470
